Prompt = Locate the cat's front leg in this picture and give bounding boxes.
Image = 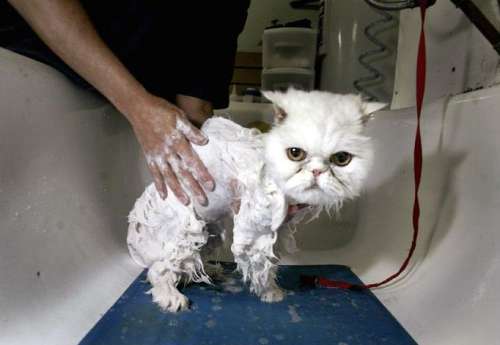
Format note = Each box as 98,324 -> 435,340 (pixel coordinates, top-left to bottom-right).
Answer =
260,278 -> 285,303
230,177 -> 289,303
231,223 -> 285,303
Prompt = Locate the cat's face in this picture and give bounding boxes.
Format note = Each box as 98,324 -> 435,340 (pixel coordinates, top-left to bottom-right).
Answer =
263,89 -> 384,209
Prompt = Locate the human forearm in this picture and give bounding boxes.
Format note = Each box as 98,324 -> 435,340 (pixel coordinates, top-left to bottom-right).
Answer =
8,0 -> 148,120
8,0 -> 215,203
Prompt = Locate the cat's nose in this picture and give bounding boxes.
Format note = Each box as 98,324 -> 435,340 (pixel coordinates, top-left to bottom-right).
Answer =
312,169 -> 325,177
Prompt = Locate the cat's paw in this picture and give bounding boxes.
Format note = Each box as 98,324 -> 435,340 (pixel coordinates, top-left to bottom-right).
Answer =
260,287 -> 285,303
151,287 -> 190,312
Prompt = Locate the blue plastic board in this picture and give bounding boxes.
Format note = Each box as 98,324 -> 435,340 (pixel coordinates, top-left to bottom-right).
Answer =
80,263 -> 417,345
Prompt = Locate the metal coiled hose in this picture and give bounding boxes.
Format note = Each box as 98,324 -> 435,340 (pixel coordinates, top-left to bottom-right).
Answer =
353,9 -> 396,101
363,0 -> 419,11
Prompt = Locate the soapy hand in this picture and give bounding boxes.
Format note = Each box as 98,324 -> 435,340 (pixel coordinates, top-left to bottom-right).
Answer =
129,95 -> 215,206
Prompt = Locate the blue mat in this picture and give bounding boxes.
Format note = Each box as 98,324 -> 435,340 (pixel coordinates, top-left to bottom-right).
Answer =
80,263 -> 416,345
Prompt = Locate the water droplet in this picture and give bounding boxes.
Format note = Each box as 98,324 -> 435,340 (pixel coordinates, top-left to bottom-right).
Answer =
205,319 -> 216,328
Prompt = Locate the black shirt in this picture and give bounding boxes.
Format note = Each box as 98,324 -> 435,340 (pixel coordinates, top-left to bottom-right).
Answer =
0,0 -> 251,108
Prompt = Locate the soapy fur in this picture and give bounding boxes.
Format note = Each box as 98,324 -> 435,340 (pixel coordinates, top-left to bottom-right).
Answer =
127,89 -> 384,312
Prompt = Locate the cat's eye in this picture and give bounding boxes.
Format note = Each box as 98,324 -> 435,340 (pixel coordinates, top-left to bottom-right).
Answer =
330,151 -> 352,166
286,147 -> 307,161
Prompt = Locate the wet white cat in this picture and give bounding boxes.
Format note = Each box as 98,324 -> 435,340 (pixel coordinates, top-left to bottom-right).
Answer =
127,89 -> 384,312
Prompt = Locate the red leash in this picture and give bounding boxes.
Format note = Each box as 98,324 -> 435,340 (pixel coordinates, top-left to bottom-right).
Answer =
301,0 -> 428,290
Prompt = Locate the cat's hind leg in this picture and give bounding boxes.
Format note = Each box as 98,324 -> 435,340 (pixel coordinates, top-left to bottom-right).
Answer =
147,261 -> 189,312
128,186 -> 211,312
146,235 -> 211,313
144,219 -> 211,312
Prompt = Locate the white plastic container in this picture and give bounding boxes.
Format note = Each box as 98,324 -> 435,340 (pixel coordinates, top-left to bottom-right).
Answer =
261,67 -> 315,91
263,27 -> 318,69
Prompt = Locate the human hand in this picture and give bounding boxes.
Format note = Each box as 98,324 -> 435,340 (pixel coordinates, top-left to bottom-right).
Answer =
129,94 -> 215,205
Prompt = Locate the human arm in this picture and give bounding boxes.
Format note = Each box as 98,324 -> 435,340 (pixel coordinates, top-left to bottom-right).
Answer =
8,0 -> 215,204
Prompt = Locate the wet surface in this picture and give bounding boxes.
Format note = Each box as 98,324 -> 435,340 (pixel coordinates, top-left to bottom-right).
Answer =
80,263 -> 416,345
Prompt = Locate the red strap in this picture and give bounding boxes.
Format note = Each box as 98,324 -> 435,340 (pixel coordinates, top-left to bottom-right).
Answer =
301,0 -> 427,290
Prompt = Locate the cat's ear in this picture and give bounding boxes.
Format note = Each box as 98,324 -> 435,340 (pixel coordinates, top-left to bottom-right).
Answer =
262,91 -> 288,124
360,101 -> 387,124
272,104 -> 288,123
